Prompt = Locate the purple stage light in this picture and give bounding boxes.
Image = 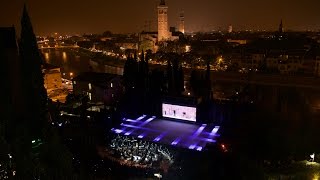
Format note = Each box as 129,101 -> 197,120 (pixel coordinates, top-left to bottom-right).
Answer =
142,117 -> 156,125
137,134 -> 144,138
192,124 -> 207,137
112,115 -> 220,151
198,137 -> 216,143
210,126 -> 220,136
171,138 -> 181,146
114,129 -> 123,134
136,115 -> 146,121
153,133 -> 166,142
120,123 -> 159,132
124,119 -> 138,122
187,124 -> 207,147
188,144 -> 196,150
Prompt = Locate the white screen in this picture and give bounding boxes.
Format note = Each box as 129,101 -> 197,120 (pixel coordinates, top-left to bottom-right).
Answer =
162,103 -> 196,122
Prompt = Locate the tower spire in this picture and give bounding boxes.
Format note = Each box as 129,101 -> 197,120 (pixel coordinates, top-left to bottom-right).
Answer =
158,0 -> 169,41
279,19 -> 283,33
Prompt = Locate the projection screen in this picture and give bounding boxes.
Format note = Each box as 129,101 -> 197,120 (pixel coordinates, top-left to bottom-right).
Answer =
162,103 -> 197,122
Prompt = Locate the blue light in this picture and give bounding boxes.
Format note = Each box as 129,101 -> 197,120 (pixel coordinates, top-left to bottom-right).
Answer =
120,123 -> 158,132
138,134 -> 144,138
114,129 -> 123,134
125,119 -> 139,122
188,144 -> 196,149
124,132 -> 131,136
199,138 -> 216,143
171,138 -> 181,145
210,126 -> 220,135
190,124 -> 207,139
196,146 -> 203,151
153,133 -> 166,142
136,115 -> 146,121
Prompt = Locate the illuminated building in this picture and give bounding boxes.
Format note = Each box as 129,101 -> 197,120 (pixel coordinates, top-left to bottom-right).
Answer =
42,63 -> 63,93
228,25 -> 233,33
72,72 -> 123,105
158,0 -> 170,41
179,12 -> 185,34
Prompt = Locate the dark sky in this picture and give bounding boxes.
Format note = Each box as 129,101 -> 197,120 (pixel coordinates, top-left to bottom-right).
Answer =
1,0 -> 320,35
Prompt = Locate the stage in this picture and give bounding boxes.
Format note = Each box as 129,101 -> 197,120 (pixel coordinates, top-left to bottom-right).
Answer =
111,115 -> 220,151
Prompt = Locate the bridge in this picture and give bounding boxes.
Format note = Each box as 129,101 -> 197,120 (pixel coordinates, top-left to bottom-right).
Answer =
89,57 -> 320,89
38,45 -> 79,49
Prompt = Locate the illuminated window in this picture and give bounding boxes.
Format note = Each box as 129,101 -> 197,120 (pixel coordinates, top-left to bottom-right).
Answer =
88,83 -> 92,90
110,83 -> 113,88
73,81 -> 76,85
88,93 -> 92,101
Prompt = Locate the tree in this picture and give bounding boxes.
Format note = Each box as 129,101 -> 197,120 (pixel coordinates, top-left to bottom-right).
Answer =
102,30 -> 112,37
19,4 -> 48,139
177,65 -> 185,94
166,59 -> 173,94
12,5 -> 73,179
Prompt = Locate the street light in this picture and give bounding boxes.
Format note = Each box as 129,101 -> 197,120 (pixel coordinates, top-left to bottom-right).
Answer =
311,153 -> 315,162
154,173 -> 162,179
70,72 -> 74,79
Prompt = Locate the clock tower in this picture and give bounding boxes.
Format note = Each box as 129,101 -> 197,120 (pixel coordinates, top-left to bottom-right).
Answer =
158,0 -> 169,41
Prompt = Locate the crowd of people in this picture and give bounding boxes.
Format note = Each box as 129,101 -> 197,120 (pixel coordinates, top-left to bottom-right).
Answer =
108,135 -> 174,168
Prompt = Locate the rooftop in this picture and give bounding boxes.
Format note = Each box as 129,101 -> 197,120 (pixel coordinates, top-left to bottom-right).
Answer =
73,72 -> 121,88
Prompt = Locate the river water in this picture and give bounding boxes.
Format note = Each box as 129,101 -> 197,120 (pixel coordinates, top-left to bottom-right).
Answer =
42,48 -> 92,79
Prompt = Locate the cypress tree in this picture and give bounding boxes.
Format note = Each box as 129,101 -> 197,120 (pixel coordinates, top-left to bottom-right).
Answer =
178,65 -> 184,94
206,59 -> 212,99
19,4 -> 48,139
15,5 -> 73,179
166,60 -> 173,94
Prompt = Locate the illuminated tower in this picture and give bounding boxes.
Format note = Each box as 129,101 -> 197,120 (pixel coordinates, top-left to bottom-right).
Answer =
158,0 -> 169,41
228,25 -> 233,33
179,12 -> 185,34
279,19 -> 283,33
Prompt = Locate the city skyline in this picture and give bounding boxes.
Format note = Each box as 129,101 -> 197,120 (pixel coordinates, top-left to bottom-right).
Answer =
1,0 -> 320,35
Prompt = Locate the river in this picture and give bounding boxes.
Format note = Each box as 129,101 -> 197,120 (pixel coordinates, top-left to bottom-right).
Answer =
42,48 -> 92,79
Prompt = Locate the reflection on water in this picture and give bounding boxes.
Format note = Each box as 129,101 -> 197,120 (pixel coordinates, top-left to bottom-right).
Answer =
62,52 -> 67,62
41,48 -> 91,80
44,53 -> 49,62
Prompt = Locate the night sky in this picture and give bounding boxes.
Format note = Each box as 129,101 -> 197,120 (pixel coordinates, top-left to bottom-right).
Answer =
1,0 -> 320,35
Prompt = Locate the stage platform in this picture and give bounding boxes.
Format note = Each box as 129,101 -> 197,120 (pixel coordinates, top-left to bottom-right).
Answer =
111,115 -> 220,151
